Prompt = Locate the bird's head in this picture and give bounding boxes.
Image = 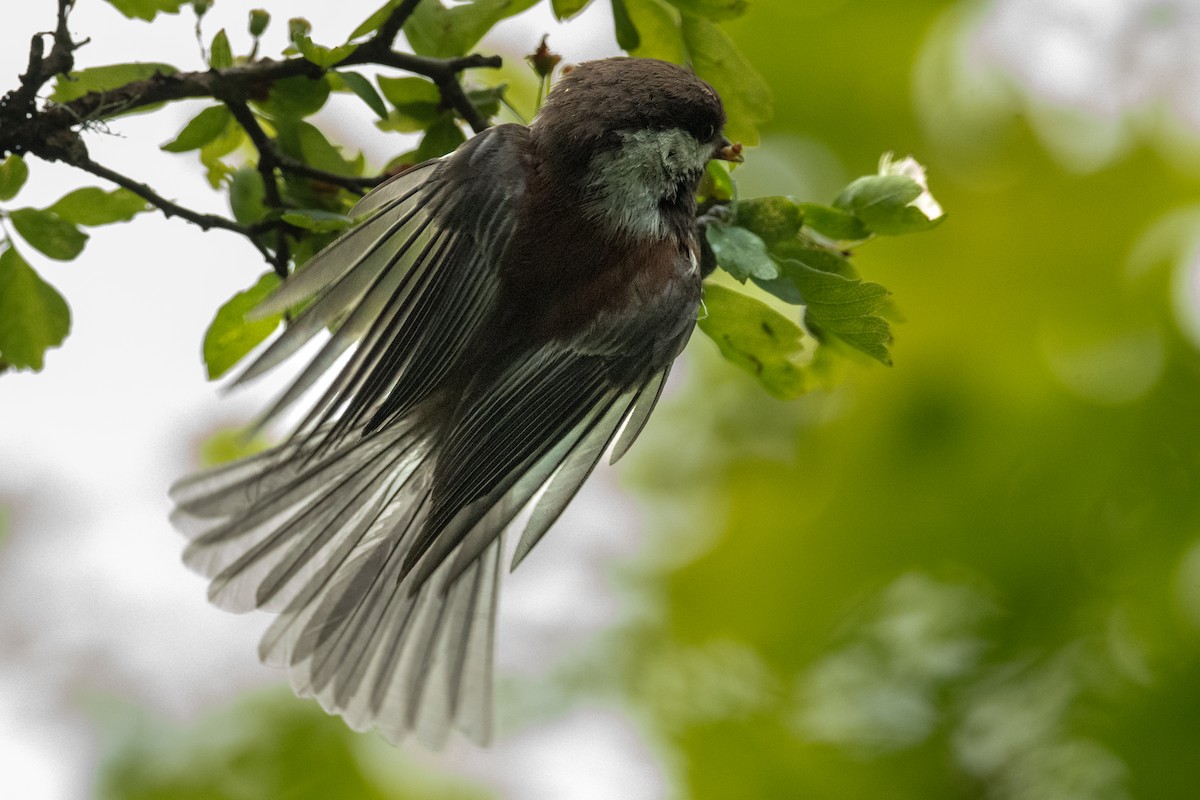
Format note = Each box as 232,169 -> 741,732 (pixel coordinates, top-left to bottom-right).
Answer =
531,57 -> 740,241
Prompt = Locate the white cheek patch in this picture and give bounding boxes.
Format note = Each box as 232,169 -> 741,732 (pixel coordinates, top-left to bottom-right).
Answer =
584,128 -> 713,240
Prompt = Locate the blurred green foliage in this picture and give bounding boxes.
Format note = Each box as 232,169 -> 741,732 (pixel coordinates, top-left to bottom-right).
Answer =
93,692 -> 489,800
622,1 -> 1200,798
39,0 -> 1200,797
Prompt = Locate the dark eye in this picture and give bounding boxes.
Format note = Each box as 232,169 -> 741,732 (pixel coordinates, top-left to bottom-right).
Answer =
702,123 -> 716,141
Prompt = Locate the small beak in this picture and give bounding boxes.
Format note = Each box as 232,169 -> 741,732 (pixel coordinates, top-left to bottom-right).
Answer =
713,136 -> 744,163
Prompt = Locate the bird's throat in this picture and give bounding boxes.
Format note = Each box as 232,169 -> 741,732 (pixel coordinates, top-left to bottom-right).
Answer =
581,128 -> 710,241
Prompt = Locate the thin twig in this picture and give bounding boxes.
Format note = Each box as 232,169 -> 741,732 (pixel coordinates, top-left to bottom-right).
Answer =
6,0 -> 79,115
223,99 -> 384,193
0,0 -> 503,269
374,0 -> 424,48
224,101 -> 281,204
222,102 -> 291,276
276,156 -> 386,191
73,155 -> 275,262
372,51 -> 499,133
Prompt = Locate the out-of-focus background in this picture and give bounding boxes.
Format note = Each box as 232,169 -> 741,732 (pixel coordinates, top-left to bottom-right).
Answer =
4,0 -> 1200,797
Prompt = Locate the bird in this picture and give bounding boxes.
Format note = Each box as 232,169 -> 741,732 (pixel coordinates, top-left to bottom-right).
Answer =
169,56 -> 741,747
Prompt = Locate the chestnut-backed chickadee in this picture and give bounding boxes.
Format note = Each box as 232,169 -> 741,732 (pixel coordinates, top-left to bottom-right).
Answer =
171,57 -> 741,746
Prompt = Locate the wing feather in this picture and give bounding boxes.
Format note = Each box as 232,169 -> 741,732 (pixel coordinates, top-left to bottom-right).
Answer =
237,126 -> 526,438
609,366 -> 670,464
171,119 -> 698,747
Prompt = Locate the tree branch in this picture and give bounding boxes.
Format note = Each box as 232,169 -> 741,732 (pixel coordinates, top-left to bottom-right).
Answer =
4,0 -> 84,121
374,52 -> 499,134
223,98 -> 384,193
374,0 -> 425,48
0,31 -> 502,161
0,0 -> 503,271
72,155 -> 275,262
223,100 -> 291,276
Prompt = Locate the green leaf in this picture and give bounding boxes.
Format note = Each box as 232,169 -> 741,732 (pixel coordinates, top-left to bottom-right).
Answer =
0,246 -> 71,371
697,283 -> 813,400
753,246 -> 857,303
834,174 -> 942,236
376,76 -> 442,131
209,29 -> 234,69
350,0 -> 402,40
335,71 -> 388,119
254,75 -> 331,120
376,75 -> 442,108
202,272 -> 283,380
697,160 -> 734,203
248,8 -> 271,38
774,243 -> 858,279
8,208 -> 88,261
797,202 -> 870,241
199,117 -> 247,188
48,188 -> 150,226
228,167 -> 267,224
50,62 -> 178,105
612,0 -> 641,51
553,0 -> 594,19
281,209 -> 354,233
736,196 -> 802,248
623,0 -> 686,61
404,0 -> 541,58
706,224 -> 779,282
777,259 -> 893,365
377,110 -> 434,135
198,426 -> 272,467
295,122 -> 358,177
467,84 -> 507,121
414,117 -> 467,162
161,105 -> 233,153
295,36 -> 357,69
102,0 -> 188,21
681,16 -> 772,146
0,155 -> 29,202
664,0 -> 747,21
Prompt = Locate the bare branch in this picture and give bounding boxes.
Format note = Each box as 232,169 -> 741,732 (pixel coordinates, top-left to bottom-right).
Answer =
72,155 -> 275,263
0,43 -> 501,161
374,0 -> 425,48
0,0 -> 504,272
374,52 -> 501,134
272,157 -> 387,192
4,0 -> 84,119
220,102 -> 291,276
223,99 -> 384,194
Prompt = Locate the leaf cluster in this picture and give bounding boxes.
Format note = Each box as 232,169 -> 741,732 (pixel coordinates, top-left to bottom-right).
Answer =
0,154 -> 151,371
1,0 -> 944,402
186,0 -> 780,385
698,167 -> 943,398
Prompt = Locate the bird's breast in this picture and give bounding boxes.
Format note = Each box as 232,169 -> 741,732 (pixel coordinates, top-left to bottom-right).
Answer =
498,205 -> 699,344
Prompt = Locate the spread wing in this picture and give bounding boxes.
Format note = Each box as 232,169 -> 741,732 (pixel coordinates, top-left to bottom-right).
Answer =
233,123 -> 530,442
171,121 -> 700,747
406,274 -> 701,590
174,125 -> 536,745
245,306 -> 694,747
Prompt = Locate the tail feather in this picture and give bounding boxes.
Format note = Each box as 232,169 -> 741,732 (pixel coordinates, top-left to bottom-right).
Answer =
171,418 -> 504,745
174,424 -> 420,611
511,387 -> 640,568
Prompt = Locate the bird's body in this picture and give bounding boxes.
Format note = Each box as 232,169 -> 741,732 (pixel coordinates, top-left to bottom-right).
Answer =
170,57 -> 733,746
